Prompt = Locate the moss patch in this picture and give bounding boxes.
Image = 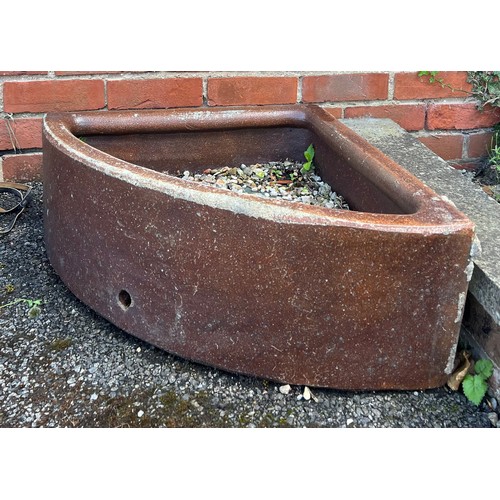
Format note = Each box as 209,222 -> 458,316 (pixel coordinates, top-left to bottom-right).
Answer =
48,338 -> 73,351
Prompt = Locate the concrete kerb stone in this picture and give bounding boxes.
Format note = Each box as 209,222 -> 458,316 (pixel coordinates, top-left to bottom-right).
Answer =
341,117 -> 500,398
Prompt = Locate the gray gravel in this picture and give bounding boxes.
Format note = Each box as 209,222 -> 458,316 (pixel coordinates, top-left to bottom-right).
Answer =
0,183 -> 496,428
175,160 -> 350,210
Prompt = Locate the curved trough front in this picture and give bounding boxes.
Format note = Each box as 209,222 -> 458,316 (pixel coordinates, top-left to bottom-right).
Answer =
42,105 -> 475,390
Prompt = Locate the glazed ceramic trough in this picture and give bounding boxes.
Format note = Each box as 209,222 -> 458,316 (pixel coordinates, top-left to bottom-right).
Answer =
42,105 -> 475,390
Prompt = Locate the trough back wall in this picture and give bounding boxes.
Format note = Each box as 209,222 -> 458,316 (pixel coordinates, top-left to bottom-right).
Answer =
1,71 -> 500,182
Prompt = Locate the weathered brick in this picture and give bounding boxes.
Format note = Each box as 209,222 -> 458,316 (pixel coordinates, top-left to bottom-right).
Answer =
302,74 -> 388,103
107,78 -> 203,109
468,131 -> 496,158
207,77 -> 297,106
394,72 -> 472,100
322,107 -> 343,118
3,80 -> 105,113
0,71 -> 47,76
1,153 -> 43,181
418,134 -> 464,160
0,118 -> 42,151
427,103 -> 500,130
344,104 -> 425,131
54,71 -> 125,75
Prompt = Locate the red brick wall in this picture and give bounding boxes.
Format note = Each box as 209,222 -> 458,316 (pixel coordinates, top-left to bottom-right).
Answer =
1,71 -> 499,181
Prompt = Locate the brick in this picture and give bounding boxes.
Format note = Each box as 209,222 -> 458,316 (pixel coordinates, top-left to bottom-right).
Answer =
468,131 -> 496,158
0,71 -> 47,76
322,107 -> 343,118
418,134 -> 464,160
54,71 -> 125,75
0,118 -> 42,151
302,74 -> 388,103
2,153 -> 43,182
344,104 -> 425,131
3,80 -> 105,113
207,77 -> 297,106
427,103 -> 500,130
108,78 -> 202,109
394,72 -> 472,100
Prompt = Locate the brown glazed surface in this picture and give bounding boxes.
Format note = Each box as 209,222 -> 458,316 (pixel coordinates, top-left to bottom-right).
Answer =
42,105 -> 475,389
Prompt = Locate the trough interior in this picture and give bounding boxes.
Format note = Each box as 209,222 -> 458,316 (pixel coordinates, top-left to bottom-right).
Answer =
82,125 -> 414,215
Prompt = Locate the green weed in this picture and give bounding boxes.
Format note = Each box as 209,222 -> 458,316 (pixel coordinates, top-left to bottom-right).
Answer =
0,297 -> 43,318
301,144 -> 315,174
462,359 -> 494,406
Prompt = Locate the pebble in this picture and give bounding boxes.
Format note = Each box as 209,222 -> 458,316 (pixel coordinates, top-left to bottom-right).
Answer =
137,410 -> 144,418
279,384 -> 291,395
303,386 -> 312,401
487,412 -> 498,427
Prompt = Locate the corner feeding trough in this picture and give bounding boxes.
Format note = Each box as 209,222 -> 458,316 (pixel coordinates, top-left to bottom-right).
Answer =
42,105 -> 475,390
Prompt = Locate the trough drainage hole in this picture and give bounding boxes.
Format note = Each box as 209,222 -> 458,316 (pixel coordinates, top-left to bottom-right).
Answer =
118,290 -> 132,310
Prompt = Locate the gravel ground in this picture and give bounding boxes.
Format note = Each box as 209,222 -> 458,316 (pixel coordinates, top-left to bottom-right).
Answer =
0,182 -> 497,428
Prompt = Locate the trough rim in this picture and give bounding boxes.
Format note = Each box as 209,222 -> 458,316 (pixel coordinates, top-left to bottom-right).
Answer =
42,104 -> 474,235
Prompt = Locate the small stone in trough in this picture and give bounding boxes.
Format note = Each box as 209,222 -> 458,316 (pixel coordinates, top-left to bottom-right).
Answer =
175,160 -> 349,210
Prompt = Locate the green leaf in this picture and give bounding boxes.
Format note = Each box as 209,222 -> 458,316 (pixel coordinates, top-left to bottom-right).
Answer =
304,144 -> 315,163
28,305 -> 41,318
24,298 -> 41,308
300,161 -> 312,174
418,71 -> 440,84
475,359 -> 493,380
462,374 -> 488,405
